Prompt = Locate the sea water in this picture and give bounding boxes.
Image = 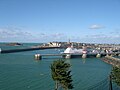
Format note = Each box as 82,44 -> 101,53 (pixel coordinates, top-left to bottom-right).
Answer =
0,43 -> 114,90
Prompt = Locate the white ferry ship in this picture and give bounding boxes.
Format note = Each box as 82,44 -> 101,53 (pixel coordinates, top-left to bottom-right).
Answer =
62,45 -> 102,58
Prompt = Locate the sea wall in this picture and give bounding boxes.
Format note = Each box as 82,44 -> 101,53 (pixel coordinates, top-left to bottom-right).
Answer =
0,46 -> 60,54
101,56 -> 120,67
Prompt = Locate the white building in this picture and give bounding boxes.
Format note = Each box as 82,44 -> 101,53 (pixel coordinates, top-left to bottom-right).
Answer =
48,42 -> 61,47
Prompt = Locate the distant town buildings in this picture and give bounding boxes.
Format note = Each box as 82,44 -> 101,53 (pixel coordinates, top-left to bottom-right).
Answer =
41,41 -> 120,52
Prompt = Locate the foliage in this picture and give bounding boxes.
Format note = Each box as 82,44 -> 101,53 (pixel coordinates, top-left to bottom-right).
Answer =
111,66 -> 120,86
51,59 -> 73,90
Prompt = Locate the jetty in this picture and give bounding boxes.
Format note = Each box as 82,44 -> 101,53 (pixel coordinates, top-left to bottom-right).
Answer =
0,46 -> 60,54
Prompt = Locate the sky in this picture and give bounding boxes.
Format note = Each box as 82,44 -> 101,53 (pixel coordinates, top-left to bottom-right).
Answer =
0,0 -> 120,44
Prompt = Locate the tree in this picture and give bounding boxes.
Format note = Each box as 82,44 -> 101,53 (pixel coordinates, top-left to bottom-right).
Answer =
51,59 -> 73,90
111,66 -> 120,86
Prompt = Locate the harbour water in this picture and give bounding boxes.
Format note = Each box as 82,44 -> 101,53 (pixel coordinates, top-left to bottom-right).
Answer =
0,43 -> 118,90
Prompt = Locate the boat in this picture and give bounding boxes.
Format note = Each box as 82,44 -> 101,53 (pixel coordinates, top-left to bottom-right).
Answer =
64,46 -> 83,54
62,45 -> 102,58
63,45 -> 87,54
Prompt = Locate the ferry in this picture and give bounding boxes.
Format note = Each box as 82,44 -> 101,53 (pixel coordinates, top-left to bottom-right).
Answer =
62,45 -> 102,58
62,45 -> 86,58
64,46 -> 84,54
63,45 -> 89,54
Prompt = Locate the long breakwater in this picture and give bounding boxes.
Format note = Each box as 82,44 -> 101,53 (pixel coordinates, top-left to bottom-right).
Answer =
0,46 -> 60,54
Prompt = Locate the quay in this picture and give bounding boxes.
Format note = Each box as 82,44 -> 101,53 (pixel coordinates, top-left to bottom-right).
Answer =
0,46 -> 60,54
101,56 -> 120,67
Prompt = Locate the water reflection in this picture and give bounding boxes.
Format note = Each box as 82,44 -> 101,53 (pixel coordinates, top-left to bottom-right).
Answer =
82,58 -> 86,64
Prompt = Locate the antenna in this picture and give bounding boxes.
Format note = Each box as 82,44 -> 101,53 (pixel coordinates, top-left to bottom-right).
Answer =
68,38 -> 70,43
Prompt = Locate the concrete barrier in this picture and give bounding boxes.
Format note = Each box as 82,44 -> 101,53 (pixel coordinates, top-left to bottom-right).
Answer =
65,54 -> 71,59
82,54 -> 87,58
35,54 -> 42,60
96,54 -> 101,58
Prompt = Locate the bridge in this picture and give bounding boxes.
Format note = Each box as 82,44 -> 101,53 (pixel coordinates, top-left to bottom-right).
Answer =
34,52 -> 120,60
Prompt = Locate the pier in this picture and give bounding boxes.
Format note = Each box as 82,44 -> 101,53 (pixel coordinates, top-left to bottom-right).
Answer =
0,46 -> 60,54
34,52 -> 120,60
